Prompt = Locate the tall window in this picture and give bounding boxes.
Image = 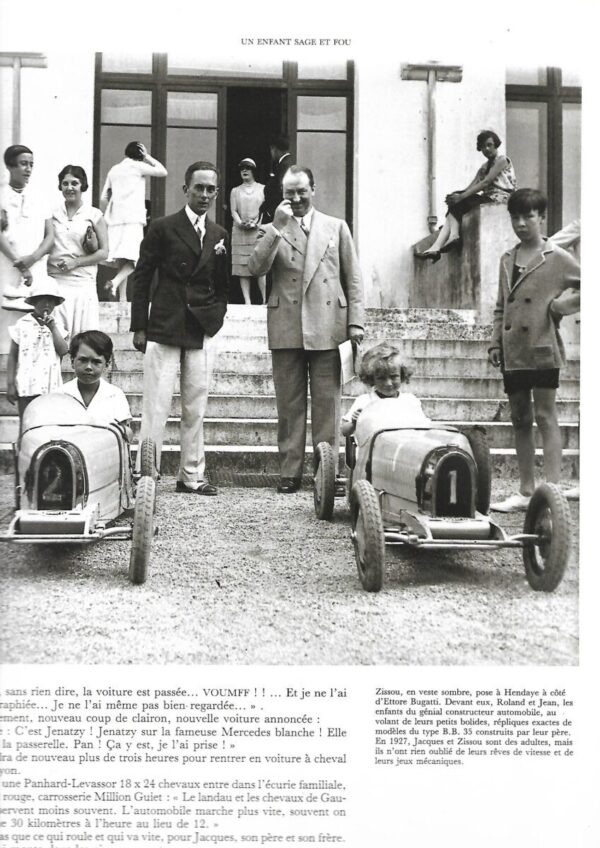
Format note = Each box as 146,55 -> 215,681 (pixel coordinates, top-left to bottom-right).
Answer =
506,67 -> 581,235
94,55 -> 354,226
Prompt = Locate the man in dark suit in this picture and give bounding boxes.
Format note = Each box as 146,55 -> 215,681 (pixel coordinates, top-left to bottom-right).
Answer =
130,161 -> 229,495
249,165 -> 364,493
259,136 -> 294,224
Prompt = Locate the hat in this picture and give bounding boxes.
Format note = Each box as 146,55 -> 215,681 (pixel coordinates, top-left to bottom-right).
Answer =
25,278 -> 65,305
238,158 -> 256,169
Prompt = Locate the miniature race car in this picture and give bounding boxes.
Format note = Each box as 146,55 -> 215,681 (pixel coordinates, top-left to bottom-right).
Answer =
0,394 -> 157,584
313,398 -> 571,594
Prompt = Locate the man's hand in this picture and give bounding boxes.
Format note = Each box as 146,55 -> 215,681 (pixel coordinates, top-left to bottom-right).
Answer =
446,192 -> 462,205
133,330 -> 147,353
272,199 -> 294,232
348,326 -> 364,345
488,347 -> 502,368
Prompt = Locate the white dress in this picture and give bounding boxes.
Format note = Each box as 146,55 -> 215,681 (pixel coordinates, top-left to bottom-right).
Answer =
230,182 -> 265,276
101,158 -> 164,262
48,202 -> 103,335
0,184 -> 51,353
8,313 -> 67,397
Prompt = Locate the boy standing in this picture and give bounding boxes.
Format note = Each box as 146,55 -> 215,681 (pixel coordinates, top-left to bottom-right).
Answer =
488,189 -> 580,512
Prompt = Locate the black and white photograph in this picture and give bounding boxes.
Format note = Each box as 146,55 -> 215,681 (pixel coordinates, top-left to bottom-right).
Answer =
0,1 -> 597,845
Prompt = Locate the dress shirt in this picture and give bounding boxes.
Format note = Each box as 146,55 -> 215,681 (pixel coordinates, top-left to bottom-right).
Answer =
185,205 -> 206,244
293,207 -> 314,234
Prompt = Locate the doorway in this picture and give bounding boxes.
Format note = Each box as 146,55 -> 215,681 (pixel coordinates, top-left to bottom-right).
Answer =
225,87 -> 286,303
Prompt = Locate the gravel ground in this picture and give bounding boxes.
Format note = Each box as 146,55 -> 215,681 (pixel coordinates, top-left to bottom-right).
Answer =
0,476 -> 578,666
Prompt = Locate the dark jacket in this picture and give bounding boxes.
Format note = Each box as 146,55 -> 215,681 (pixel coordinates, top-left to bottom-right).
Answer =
130,208 -> 229,349
259,153 -> 294,223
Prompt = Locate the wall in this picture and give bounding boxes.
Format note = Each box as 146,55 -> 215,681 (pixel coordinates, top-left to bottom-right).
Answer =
0,52 -> 95,198
354,59 -> 506,307
1,53 -> 509,311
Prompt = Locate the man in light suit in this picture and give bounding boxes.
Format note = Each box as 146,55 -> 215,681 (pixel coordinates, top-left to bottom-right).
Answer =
130,161 -> 229,495
249,165 -> 365,493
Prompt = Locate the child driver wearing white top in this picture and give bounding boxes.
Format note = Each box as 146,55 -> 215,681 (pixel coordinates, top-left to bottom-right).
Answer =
341,341 -> 427,436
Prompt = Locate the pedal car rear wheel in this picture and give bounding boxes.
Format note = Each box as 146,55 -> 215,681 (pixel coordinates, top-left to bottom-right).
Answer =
351,480 -> 384,592
464,426 -> 492,514
523,482 -> 571,592
314,441 -> 336,521
129,476 -> 156,585
140,437 -> 157,480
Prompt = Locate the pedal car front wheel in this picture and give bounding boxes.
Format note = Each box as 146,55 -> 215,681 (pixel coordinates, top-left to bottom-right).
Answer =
139,437 -> 158,480
129,476 -> 156,585
522,482 -> 571,592
313,441 -> 336,521
463,426 -> 492,514
351,480 -> 384,592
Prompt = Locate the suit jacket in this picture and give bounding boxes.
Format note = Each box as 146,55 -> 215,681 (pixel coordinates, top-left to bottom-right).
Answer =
248,210 -> 365,350
490,239 -> 580,371
259,153 -> 294,223
130,208 -> 229,349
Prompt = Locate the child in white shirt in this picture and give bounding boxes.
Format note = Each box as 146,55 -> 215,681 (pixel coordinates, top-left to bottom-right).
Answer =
62,330 -> 131,436
7,280 -> 69,426
341,341 -> 427,436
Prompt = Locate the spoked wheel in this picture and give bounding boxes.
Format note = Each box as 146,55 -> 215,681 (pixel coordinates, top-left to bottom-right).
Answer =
129,476 -> 156,585
523,482 -> 571,592
463,426 -> 492,515
139,437 -> 158,480
313,441 -> 336,521
351,480 -> 385,592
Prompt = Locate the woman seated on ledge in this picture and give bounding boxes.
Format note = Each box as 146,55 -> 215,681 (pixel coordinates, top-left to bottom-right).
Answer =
416,129 -> 516,263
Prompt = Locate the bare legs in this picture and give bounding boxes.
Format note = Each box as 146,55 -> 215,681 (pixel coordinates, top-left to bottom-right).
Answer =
508,387 -> 561,495
257,275 -> 266,304
109,259 -> 134,302
240,275 -> 267,305
419,213 -> 461,257
240,277 -> 252,305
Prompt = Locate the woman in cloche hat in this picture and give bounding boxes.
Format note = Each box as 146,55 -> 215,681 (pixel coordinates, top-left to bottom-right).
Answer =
230,157 -> 267,304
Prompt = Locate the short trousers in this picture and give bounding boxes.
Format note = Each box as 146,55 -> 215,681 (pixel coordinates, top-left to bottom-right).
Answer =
502,368 -> 560,395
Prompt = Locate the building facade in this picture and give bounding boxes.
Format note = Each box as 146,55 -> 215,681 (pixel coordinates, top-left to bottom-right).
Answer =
0,52 -> 581,307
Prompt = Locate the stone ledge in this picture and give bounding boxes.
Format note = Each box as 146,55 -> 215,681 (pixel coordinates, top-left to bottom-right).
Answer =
410,203 -> 516,321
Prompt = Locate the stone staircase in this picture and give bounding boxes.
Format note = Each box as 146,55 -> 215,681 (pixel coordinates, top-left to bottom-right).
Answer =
0,304 -> 580,480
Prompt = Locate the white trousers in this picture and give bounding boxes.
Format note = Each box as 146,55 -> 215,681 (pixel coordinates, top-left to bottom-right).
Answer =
139,337 -> 218,483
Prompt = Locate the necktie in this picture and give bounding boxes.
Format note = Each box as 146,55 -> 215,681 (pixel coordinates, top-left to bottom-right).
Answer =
299,219 -> 309,239
195,219 -> 204,249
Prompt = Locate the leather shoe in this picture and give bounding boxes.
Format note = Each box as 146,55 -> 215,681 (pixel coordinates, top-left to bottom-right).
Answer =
277,477 -> 302,494
415,249 -> 441,264
439,237 -> 462,254
176,480 -> 218,496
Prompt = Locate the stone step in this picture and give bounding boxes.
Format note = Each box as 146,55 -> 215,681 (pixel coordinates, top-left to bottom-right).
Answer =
0,391 -> 580,421
0,412 -> 580,449
0,440 -> 579,479
102,332 -> 581,361
21,349 -> 576,380
1,370 -> 578,400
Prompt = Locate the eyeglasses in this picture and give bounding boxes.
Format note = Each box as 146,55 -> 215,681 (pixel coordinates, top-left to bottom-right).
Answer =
193,185 -> 218,196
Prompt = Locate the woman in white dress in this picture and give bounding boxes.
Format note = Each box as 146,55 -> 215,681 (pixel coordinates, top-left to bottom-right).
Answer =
48,165 -> 108,336
0,145 -> 54,352
230,158 -> 266,305
100,141 -> 167,301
